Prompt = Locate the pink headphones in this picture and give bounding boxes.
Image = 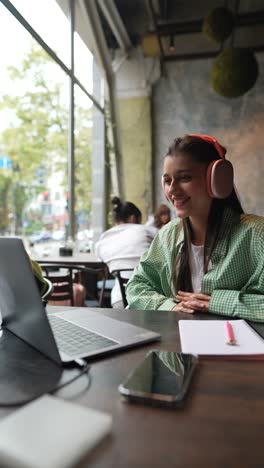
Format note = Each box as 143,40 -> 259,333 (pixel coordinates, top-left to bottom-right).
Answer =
191,134 -> 234,199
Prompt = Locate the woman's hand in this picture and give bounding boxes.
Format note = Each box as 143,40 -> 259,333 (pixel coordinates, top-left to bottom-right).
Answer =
173,291 -> 211,314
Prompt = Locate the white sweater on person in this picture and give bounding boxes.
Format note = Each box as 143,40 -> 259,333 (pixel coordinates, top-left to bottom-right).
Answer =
95,223 -> 155,305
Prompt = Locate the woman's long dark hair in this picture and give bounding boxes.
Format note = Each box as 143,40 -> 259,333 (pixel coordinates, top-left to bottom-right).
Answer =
111,196 -> 142,224
166,135 -> 244,293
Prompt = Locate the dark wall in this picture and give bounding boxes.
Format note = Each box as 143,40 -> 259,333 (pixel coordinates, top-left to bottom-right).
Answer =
153,53 -> 264,216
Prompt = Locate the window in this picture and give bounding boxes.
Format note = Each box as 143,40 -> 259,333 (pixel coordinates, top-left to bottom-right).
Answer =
11,0 -> 70,66
0,0 -> 103,256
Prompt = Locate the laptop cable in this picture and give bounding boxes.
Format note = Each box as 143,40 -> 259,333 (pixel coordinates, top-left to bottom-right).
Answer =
64,358 -> 88,369
50,361 -> 91,393
0,358 -> 91,407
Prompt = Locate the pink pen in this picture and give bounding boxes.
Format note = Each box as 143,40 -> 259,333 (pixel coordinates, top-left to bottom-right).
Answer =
226,321 -> 237,346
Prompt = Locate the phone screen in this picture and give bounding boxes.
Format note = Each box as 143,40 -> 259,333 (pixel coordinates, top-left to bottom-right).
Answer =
119,350 -> 197,404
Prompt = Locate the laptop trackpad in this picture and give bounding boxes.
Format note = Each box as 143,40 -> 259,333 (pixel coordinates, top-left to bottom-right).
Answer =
53,308 -> 153,343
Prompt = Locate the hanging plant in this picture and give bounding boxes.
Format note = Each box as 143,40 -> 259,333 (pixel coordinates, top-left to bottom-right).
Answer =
202,7 -> 234,43
210,47 -> 259,98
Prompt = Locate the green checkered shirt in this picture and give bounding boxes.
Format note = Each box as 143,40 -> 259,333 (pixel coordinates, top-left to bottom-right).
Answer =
126,208 -> 264,322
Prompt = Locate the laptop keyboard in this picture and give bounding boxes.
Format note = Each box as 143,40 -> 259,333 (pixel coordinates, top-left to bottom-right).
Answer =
48,315 -> 117,357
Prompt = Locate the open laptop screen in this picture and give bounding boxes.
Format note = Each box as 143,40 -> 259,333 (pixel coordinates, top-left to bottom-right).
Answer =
0,238 -> 62,365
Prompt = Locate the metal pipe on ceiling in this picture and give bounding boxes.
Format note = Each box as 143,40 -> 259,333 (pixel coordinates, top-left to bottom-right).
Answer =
97,0 -> 132,51
156,10 -> 264,37
164,44 -> 264,62
147,0 -> 165,74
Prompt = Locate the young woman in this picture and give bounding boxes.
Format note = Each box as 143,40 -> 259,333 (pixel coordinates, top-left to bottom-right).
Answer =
95,197 -> 155,308
126,134 -> 264,322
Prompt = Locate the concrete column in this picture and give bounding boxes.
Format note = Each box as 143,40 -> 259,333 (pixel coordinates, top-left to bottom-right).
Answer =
115,48 -> 160,221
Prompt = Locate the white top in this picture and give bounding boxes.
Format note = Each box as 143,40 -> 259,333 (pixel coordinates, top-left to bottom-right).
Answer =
95,224 -> 155,305
189,243 -> 213,293
189,243 -> 204,293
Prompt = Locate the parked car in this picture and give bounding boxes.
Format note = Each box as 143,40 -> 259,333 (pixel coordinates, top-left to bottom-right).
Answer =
29,231 -> 53,243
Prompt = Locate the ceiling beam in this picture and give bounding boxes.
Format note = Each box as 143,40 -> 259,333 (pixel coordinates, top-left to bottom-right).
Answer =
97,0 -> 132,51
157,10 -> 264,36
164,44 -> 264,62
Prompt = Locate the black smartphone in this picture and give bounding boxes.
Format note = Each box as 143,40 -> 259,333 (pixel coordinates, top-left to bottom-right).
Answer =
118,350 -> 198,407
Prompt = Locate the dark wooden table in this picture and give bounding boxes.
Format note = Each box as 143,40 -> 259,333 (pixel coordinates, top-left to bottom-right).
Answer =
2,308 -> 264,467
36,253 -> 105,268
56,309 -> 264,466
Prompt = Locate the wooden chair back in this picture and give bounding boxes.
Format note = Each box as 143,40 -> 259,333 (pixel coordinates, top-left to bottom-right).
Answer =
40,263 -> 108,307
41,264 -> 74,306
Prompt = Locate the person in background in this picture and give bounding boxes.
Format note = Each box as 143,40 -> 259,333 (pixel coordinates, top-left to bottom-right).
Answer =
126,134 -> 264,322
145,204 -> 171,235
95,196 -> 156,308
153,204 -> 171,229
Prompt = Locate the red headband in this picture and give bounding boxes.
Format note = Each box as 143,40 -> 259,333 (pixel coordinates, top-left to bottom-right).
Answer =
190,134 -> 226,158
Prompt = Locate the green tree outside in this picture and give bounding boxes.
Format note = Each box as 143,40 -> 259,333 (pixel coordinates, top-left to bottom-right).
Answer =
0,42 -> 92,235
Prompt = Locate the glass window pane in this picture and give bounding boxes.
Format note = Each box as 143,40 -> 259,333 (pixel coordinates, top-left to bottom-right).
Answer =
74,31 -> 94,95
74,85 -> 93,249
0,4 -> 69,257
11,0 -> 71,67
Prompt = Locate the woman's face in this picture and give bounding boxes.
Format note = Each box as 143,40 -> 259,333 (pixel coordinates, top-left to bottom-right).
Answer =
162,153 -> 212,220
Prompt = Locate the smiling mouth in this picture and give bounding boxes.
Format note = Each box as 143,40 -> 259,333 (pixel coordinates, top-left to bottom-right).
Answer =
173,197 -> 190,207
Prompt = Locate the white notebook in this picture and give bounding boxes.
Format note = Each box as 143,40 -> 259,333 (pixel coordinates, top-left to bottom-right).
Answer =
0,395 -> 112,468
179,319 -> 264,357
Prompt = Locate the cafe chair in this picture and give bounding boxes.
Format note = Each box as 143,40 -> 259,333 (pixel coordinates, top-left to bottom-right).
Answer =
41,264 -> 75,306
40,277 -> 54,307
96,266 -> 114,308
82,265 -> 109,307
41,277 -> 53,299
111,269 -> 134,308
40,263 -> 108,307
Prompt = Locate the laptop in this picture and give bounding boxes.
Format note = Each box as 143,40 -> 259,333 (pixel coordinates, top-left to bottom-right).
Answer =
0,238 -> 160,366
